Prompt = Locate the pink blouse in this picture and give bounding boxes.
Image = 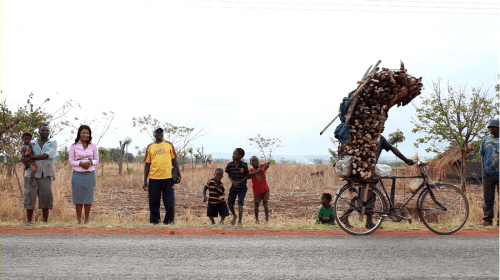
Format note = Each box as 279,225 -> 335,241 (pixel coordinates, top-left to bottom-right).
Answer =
69,142 -> 99,172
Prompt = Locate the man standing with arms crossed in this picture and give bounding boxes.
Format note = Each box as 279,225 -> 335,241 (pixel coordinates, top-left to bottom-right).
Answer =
142,126 -> 182,224
20,124 -> 58,224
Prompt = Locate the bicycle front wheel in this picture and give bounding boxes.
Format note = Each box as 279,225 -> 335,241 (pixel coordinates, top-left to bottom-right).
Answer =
334,184 -> 386,235
418,184 -> 469,235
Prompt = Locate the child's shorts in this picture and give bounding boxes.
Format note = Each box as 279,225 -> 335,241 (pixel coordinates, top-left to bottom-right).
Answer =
254,190 -> 270,204
207,202 -> 229,217
227,187 -> 247,205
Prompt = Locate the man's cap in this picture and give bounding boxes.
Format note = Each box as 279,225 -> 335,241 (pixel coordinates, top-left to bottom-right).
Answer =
487,119 -> 499,128
153,125 -> 164,132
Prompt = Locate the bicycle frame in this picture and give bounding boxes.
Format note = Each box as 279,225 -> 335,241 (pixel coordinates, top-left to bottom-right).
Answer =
344,161 -> 447,217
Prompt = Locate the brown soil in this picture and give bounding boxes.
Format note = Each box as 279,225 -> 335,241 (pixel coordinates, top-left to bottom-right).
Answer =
1,226 -> 497,236
73,173 -> 486,222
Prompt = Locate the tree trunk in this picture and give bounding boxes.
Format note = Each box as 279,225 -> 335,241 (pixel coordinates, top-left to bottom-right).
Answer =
13,163 -> 23,197
460,149 -> 467,193
118,141 -> 125,175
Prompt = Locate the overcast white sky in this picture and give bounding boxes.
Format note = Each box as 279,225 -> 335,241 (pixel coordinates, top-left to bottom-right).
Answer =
1,0 -> 499,160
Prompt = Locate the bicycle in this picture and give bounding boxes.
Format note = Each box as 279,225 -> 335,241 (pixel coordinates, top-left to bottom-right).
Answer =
333,161 -> 469,235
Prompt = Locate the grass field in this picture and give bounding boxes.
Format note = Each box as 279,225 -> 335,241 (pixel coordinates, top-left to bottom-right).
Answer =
0,161 -> 496,231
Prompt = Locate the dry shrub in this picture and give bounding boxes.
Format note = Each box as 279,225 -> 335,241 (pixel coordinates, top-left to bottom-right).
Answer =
0,160 -> 494,227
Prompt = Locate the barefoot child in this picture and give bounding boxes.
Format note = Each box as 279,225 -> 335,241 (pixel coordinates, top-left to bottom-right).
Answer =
225,148 -> 249,226
203,168 -> 229,225
248,156 -> 271,223
20,131 -> 37,187
316,193 -> 335,225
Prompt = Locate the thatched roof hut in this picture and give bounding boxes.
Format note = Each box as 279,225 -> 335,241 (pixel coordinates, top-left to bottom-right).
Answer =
432,142 -> 482,184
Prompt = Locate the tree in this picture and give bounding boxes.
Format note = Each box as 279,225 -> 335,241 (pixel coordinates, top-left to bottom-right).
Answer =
328,137 -> 339,164
248,134 -> 284,161
388,129 -> 405,148
132,115 -> 207,155
118,137 -> 132,175
412,79 -> 499,192
57,146 -> 70,163
98,147 -> 113,176
0,93 -> 49,193
72,111 -> 115,145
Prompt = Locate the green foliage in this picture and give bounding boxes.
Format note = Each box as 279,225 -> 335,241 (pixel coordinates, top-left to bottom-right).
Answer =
0,93 -> 49,169
412,78 -> 499,190
388,129 -> 405,147
412,79 -> 499,154
248,134 -> 284,161
132,115 -> 207,154
98,147 -> 112,163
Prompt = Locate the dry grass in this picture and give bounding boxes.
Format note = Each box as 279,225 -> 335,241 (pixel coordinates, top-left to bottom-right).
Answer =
0,161 -> 496,230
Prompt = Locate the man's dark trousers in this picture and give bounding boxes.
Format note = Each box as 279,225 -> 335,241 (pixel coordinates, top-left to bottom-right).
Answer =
482,174 -> 499,223
148,178 -> 175,224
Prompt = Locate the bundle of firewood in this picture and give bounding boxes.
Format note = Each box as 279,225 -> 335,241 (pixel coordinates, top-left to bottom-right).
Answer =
341,60 -> 423,179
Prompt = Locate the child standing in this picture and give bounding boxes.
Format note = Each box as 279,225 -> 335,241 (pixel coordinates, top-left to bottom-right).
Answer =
225,148 -> 249,226
203,168 -> 229,225
316,193 -> 335,225
248,156 -> 271,223
19,131 -> 37,187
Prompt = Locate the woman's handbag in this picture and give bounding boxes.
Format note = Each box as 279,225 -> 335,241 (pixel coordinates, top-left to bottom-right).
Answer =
172,167 -> 180,184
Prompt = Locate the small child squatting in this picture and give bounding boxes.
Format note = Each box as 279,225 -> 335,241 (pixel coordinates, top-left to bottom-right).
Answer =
248,156 -> 271,224
203,168 -> 229,225
316,193 -> 335,225
20,131 -> 37,187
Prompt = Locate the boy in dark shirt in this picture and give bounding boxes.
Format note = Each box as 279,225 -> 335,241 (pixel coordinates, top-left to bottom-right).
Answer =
225,148 -> 249,226
203,168 -> 229,225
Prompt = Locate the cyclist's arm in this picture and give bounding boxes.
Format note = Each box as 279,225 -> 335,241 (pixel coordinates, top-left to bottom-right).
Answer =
389,146 -> 414,165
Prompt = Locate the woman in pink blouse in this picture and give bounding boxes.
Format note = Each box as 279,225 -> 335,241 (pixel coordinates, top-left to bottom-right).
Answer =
69,125 -> 99,224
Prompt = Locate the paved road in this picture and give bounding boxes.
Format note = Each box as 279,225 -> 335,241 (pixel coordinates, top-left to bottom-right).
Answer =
1,234 -> 498,279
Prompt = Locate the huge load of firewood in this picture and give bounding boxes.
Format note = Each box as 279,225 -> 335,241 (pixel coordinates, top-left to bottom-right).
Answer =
339,60 -> 423,179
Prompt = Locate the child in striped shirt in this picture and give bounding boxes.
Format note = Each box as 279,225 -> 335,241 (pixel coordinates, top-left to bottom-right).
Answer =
203,168 -> 229,225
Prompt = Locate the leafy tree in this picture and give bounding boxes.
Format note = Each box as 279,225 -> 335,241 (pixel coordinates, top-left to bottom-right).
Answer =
248,134 -> 284,161
412,79 -> 499,192
132,115 -> 207,155
0,93 -> 49,193
388,129 -> 405,148
98,147 -> 113,175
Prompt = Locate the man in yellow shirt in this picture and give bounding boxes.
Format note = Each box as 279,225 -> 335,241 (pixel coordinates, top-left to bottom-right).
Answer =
143,126 -> 182,224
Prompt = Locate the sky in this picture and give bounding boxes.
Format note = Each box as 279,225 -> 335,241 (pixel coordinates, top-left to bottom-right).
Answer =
1,0 -> 499,161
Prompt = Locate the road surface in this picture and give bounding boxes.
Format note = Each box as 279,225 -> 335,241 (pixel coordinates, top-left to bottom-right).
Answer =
1,234 -> 498,279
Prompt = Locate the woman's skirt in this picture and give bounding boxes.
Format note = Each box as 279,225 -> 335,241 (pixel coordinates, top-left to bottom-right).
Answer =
71,170 -> 96,204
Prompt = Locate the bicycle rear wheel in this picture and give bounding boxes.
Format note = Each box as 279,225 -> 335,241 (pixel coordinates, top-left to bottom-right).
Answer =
334,184 -> 386,235
418,184 -> 469,235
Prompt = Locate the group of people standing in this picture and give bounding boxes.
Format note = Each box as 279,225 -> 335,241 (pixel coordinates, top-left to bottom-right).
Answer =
19,120 -> 499,228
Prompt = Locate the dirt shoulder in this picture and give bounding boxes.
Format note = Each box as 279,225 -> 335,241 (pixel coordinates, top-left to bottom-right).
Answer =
0,226 -> 497,236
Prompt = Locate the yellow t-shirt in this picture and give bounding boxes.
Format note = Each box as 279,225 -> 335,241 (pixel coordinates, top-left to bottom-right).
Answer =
143,141 -> 178,180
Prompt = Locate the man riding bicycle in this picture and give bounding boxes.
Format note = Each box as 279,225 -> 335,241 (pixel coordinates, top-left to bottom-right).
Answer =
339,133 -> 415,229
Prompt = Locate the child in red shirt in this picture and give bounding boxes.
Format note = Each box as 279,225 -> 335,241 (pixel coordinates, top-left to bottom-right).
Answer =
248,156 -> 271,223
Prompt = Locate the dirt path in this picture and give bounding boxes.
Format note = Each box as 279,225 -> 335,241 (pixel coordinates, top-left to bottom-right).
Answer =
1,226 -> 497,236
